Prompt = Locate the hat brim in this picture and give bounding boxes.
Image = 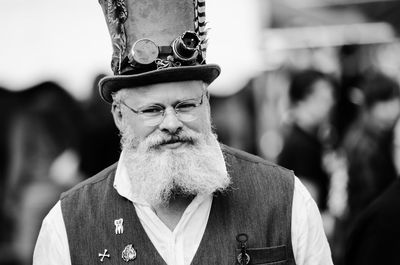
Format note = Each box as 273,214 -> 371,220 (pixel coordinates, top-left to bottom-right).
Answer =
99,64 -> 221,103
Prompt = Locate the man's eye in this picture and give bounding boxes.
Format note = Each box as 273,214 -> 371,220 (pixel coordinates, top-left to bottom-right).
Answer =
141,106 -> 163,114
176,102 -> 197,111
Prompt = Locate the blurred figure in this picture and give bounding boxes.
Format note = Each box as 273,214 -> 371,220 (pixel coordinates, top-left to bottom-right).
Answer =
278,69 -> 336,212
79,74 -> 120,177
344,116 -> 400,265
0,88 -> 18,265
210,87 -> 257,155
3,82 -> 84,265
342,71 -> 400,225
333,44 -> 365,144
0,88 -> 18,196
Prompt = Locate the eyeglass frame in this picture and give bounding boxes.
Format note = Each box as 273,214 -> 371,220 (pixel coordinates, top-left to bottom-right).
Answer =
118,90 -> 208,125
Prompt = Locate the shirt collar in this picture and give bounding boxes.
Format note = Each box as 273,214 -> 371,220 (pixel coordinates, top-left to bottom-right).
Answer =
113,149 -> 146,204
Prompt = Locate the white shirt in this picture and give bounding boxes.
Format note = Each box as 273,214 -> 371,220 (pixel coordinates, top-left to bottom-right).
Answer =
33,153 -> 333,265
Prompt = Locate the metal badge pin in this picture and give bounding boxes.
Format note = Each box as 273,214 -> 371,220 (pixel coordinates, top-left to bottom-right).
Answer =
99,249 -> 110,262
236,233 -> 250,265
114,218 -> 124,235
122,244 -> 137,262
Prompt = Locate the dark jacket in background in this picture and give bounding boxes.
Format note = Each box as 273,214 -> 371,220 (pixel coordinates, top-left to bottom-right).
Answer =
278,124 -> 329,211
345,179 -> 400,265
343,120 -> 397,223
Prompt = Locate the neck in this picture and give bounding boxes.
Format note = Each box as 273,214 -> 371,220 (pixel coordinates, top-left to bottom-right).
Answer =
151,196 -> 194,231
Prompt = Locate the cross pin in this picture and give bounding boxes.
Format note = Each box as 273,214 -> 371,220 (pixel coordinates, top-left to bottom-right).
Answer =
99,249 -> 110,262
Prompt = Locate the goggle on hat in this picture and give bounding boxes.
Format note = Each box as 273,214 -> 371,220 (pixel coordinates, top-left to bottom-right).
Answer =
97,0 -> 221,103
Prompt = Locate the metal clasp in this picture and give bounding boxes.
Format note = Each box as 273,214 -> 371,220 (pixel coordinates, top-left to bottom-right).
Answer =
236,233 -> 250,265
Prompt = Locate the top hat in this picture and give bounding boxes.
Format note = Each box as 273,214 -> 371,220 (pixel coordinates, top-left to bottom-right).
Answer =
97,0 -> 221,103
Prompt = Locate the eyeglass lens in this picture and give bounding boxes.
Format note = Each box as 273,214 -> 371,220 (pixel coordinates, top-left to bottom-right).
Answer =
139,94 -> 204,126
142,108 -> 198,126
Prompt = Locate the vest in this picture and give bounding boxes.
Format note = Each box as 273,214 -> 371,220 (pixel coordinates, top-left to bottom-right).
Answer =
61,145 -> 296,264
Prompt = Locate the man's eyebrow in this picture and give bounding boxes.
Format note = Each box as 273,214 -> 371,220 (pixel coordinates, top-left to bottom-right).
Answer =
172,94 -> 203,106
135,99 -> 181,109
137,93 -> 202,108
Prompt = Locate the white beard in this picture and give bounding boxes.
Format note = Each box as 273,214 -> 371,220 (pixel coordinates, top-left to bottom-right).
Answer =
120,124 -> 230,206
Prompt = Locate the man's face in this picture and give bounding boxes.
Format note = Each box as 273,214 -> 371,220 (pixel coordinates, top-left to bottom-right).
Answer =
294,79 -> 335,129
369,98 -> 400,131
111,80 -> 229,206
304,79 -> 335,123
113,80 -> 210,148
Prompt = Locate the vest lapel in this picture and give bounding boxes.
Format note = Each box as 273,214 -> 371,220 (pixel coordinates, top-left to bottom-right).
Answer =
111,183 -> 168,265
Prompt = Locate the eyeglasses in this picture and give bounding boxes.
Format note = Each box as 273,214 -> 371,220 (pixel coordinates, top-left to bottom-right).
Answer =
120,92 -> 206,126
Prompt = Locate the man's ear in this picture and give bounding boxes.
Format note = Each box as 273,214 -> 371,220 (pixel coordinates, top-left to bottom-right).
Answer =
111,102 -> 124,130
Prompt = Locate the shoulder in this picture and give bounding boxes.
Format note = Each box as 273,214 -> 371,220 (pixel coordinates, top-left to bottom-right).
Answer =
291,177 -> 333,264
221,144 -> 293,175
60,162 -> 118,200
33,201 -> 71,265
221,144 -> 295,194
356,179 -> 400,226
345,181 -> 400,263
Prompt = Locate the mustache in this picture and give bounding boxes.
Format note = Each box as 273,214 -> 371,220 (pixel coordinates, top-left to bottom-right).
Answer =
159,135 -> 194,145
146,131 -> 199,150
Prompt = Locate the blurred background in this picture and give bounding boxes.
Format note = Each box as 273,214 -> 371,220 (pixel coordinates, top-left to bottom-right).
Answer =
1,0 -> 400,264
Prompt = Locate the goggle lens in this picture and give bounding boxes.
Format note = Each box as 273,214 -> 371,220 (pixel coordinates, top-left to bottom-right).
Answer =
128,31 -> 201,66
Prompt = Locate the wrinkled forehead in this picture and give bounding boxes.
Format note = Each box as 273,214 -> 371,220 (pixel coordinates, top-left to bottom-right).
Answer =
122,80 -> 206,104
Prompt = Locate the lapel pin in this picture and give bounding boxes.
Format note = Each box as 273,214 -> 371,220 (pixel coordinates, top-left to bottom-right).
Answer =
99,249 -> 110,262
122,244 -> 137,262
114,218 -> 124,235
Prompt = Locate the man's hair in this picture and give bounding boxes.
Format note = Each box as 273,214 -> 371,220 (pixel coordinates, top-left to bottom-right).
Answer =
361,71 -> 400,109
288,69 -> 333,105
112,89 -> 129,104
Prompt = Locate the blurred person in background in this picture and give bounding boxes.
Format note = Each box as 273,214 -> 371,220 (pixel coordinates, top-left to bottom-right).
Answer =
0,88 -> 19,265
278,69 -> 336,213
79,74 -> 121,177
342,71 -> 400,227
3,82 -> 84,265
334,44 -> 365,144
210,88 -> 257,155
344,115 -> 400,265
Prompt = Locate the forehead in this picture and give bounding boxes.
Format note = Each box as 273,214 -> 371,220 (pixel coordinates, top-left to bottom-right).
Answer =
123,80 -> 205,104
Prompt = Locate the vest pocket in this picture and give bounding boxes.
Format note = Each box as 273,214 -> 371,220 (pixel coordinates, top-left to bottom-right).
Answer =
235,245 -> 287,264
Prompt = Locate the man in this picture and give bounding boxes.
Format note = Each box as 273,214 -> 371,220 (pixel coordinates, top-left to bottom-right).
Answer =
343,71 -> 400,225
278,69 -> 336,212
344,115 -> 400,265
33,0 -> 333,264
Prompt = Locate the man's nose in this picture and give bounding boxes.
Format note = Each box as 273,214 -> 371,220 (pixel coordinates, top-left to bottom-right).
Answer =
158,107 -> 183,134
